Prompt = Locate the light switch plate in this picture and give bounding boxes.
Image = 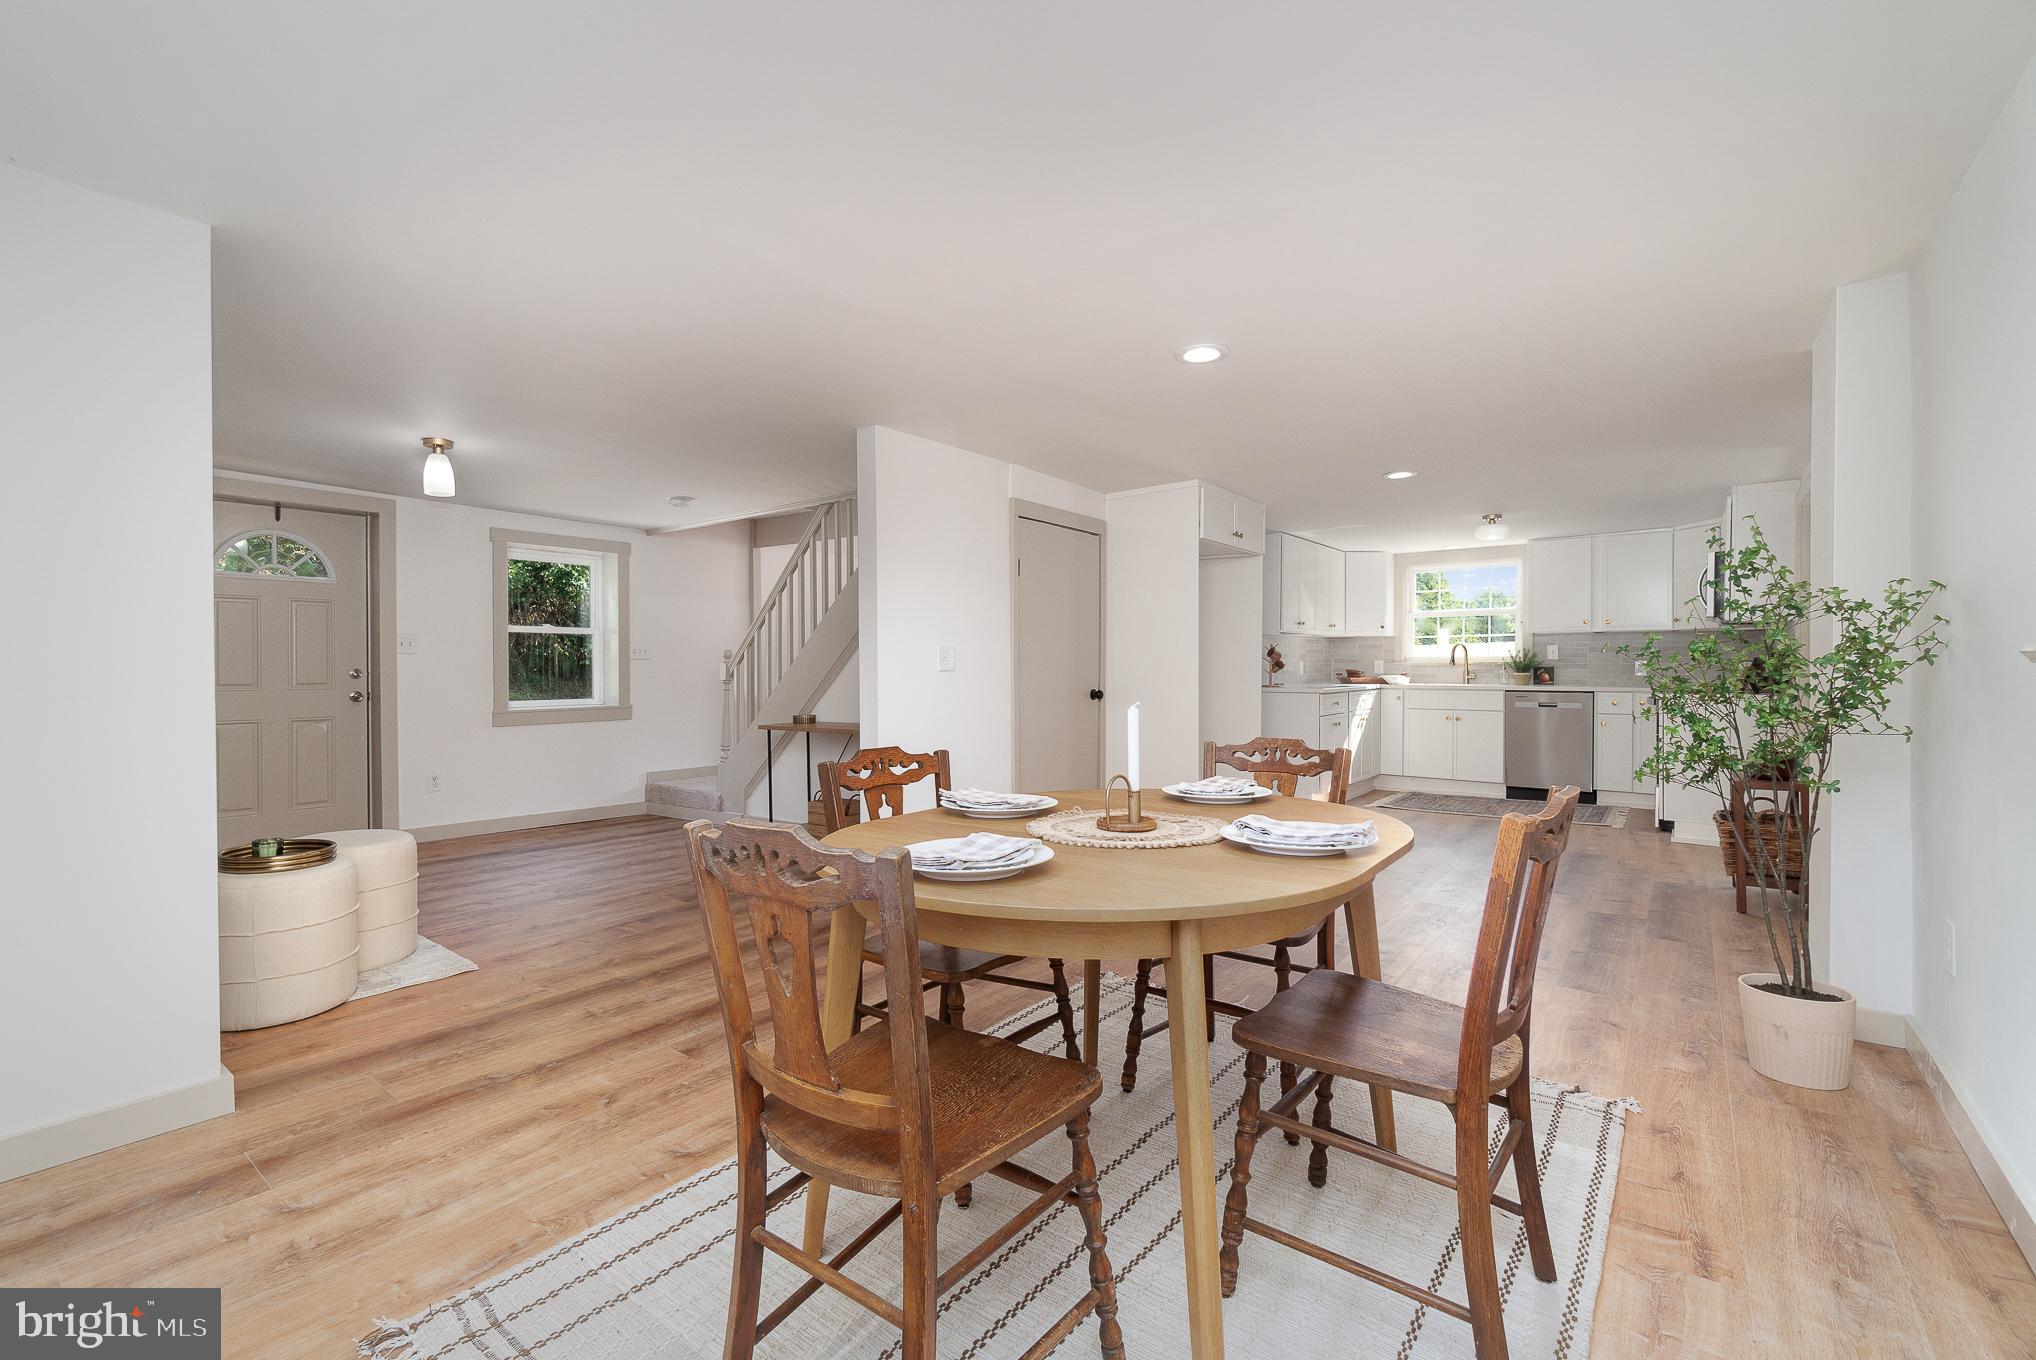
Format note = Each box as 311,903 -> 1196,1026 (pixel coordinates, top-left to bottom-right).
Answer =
396,633 -> 418,654
629,643 -> 652,660
937,644 -> 957,672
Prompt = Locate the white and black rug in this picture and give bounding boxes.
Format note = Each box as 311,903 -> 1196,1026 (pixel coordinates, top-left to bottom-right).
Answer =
362,976 -> 1633,1360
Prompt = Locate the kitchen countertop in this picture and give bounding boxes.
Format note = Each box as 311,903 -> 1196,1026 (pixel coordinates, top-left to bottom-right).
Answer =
1264,680 -> 1648,694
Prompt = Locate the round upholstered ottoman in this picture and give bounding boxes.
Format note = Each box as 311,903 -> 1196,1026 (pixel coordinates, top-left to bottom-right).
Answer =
218,857 -> 360,1031
321,829 -> 420,970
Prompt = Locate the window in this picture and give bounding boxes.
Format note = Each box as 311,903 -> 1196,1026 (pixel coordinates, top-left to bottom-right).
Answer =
1406,559 -> 1521,658
215,531 -> 334,580
491,529 -> 632,726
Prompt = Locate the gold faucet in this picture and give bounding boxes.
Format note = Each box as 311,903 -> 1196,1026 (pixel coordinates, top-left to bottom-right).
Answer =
1449,642 -> 1476,684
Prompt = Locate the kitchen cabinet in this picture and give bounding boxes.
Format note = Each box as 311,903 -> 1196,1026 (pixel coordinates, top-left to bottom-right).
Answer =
1263,532 -> 1344,634
1595,529 -> 1674,631
1671,520 -> 1721,629
1199,484 -> 1265,558
1377,688 -> 1405,776
1260,687 -> 1357,798
1528,536 -> 1596,633
1339,551 -> 1394,635
1593,691 -> 1657,796
1402,690 -> 1504,783
1722,481 -> 1798,610
1347,688 -> 1381,782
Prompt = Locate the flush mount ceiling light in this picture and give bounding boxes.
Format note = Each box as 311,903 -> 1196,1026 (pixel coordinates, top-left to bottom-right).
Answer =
1382,470 -> 1417,480
420,437 -> 455,498
1177,343 -> 1228,364
667,494 -> 695,508
1474,513 -> 1508,541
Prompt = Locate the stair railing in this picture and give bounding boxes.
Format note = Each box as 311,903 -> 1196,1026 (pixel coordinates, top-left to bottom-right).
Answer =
721,497 -> 858,758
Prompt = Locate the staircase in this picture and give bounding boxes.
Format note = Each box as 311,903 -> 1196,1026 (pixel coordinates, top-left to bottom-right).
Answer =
707,497 -> 859,819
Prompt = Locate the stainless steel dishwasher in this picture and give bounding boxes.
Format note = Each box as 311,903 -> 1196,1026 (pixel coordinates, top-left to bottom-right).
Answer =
1504,690 -> 1595,795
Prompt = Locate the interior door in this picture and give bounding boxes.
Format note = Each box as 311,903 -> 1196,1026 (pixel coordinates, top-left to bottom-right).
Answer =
213,501 -> 372,847
1015,515 -> 1103,791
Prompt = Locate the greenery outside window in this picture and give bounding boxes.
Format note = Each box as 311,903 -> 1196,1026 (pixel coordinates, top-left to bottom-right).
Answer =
1406,559 -> 1521,658
491,528 -> 632,726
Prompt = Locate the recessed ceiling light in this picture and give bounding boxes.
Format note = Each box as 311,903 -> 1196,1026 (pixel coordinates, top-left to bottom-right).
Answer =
1177,343 -> 1227,364
667,494 -> 695,508
1382,470 -> 1417,481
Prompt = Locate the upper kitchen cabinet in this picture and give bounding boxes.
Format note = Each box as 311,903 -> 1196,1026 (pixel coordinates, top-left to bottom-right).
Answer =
1595,528 -> 1674,631
1671,519 -> 1722,628
1263,531 -> 1343,634
1721,480 -> 1799,611
1340,551 -> 1394,635
1198,484 -> 1266,558
1527,536 -> 1596,633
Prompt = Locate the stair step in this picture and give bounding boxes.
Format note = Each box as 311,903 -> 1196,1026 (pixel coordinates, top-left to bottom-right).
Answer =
646,775 -> 722,814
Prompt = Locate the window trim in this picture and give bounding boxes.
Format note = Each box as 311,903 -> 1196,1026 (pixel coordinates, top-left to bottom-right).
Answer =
1403,555 -> 1523,659
491,528 -> 633,726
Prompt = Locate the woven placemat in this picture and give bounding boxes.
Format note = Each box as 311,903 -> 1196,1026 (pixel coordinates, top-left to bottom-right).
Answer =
1026,806 -> 1223,849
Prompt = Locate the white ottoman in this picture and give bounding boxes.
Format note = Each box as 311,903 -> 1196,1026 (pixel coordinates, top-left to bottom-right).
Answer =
219,856 -> 360,1031
320,829 -> 420,970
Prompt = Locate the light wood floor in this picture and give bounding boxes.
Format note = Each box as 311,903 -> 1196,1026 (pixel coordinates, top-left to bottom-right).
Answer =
5,811 -> 2032,1359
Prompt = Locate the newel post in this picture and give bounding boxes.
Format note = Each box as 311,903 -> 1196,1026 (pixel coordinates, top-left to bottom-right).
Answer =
720,648 -> 735,759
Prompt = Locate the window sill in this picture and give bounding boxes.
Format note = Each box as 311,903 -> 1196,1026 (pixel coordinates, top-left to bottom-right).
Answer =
493,704 -> 634,728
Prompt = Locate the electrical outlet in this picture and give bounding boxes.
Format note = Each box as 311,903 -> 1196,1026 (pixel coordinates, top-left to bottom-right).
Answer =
1634,659 -> 1645,675
397,633 -> 418,654
629,642 -> 651,660
1545,644 -> 1559,660
427,773 -> 442,794
1944,919 -> 1957,978
937,644 -> 957,672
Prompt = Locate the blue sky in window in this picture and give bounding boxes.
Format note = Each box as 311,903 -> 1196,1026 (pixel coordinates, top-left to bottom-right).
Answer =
1440,563 -> 1518,597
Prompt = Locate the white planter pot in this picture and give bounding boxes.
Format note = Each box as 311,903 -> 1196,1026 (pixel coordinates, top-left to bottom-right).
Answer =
1508,671 -> 1532,687
1737,973 -> 1856,1089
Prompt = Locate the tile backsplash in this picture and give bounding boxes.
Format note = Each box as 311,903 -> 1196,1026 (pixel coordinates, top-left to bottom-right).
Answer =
1261,629 -> 1708,688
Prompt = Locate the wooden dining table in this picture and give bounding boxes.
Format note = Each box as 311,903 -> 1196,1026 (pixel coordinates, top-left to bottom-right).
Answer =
810,787 -> 1415,1360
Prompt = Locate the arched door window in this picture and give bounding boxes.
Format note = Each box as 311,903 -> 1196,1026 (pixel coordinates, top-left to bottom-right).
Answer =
214,531 -> 336,580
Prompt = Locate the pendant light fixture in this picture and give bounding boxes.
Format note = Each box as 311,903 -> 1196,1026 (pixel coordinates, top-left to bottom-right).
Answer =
1474,512 -> 1507,542
421,436 -> 456,498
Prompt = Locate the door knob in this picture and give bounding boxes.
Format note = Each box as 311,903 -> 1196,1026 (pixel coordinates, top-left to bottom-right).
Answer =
348,667 -> 365,680
348,690 -> 367,703
1088,688 -> 1104,701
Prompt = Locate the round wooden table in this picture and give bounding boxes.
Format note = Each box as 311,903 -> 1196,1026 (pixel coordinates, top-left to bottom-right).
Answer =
811,788 -> 1415,1360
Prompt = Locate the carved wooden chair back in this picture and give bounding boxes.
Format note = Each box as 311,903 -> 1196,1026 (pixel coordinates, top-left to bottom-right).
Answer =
1204,737 -> 1351,803
1455,787 -> 1580,1099
816,746 -> 953,832
686,818 -> 934,1146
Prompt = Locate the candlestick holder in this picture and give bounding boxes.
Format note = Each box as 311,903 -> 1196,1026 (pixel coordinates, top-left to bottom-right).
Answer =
1095,774 -> 1158,833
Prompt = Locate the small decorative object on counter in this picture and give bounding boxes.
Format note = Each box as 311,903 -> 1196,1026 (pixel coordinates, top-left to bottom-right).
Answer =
252,836 -> 284,858
1532,666 -> 1556,685
1506,647 -> 1538,686
1264,643 -> 1285,686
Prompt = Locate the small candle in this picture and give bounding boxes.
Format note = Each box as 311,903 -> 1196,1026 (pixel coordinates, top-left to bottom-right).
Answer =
252,837 -> 283,858
1126,701 -> 1141,790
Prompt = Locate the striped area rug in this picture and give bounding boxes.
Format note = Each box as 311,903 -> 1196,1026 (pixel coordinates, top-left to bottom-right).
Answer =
1374,792 -> 1628,826
361,976 -> 1633,1360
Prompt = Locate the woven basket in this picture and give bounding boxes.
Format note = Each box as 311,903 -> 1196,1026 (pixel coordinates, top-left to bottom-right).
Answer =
1713,809 -> 1804,881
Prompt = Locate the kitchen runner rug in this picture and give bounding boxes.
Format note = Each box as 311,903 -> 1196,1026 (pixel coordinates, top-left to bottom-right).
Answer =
1375,792 -> 1627,826
350,937 -> 477,1001
361,975 -> 1634,1360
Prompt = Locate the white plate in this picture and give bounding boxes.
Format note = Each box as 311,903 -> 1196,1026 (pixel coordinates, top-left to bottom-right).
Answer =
941,797 -> 1057,819
1218,822 -> 1376,857
910,842 -> 1056,881
1163,784 -> 1276,804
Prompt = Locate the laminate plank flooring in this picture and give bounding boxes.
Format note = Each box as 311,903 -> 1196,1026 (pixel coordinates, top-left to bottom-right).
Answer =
2,811 -> 2031,1359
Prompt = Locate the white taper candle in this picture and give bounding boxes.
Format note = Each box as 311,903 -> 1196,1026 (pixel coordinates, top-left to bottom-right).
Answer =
1126,701 -> 1141,790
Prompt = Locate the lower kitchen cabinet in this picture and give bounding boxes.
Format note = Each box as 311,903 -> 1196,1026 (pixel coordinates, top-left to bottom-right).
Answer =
1377,688 -> 1405,776
1402,691 -> 1504,783
1593,691 -> 1657,796
1455,708 -> 1505,783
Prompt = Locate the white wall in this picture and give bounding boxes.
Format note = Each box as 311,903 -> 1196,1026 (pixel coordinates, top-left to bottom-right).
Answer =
1105,485 -> 1204,787
1908,55 -> 2036,1229
215,475 -> 751,830
1,165 -> 230,1170
1806,274 -> 1917,1019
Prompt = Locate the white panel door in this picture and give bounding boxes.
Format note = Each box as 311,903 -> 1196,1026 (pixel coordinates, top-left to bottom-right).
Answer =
1279,535 -> 1315,630
1529,537 -> 1596,633
1454,709 -> 1506,783
1594,713 -> 1637,793
1342,552 -> 1392,635
214,501 -> 371,847
1596,529 -> 1674,631
1307,539 -> 1345,633
1402,709 -> 1455,780
1015,516 -> 1105,790
1378,689 -> 1405,775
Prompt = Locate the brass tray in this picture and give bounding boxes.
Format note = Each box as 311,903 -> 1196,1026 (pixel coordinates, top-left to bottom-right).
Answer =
218,838 -> 338,874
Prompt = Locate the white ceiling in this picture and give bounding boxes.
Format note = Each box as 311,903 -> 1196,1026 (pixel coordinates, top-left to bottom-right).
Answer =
4,2 -> 2031,546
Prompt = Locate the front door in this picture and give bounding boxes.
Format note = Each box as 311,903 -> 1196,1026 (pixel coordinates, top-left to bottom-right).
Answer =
1014,515 -> 1104,790
213,501 -> 372,847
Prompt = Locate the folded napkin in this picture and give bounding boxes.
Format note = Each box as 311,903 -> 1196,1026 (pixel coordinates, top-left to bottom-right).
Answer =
1174,776 -> 1263,796
908,833 -> 1038,869
940,787 -> 1048,809
1230,814 -> 1376,845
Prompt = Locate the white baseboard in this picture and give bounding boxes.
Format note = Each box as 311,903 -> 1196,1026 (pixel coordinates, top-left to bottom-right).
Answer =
644,765 -> 715,782
408,801 -> 648,843
1854,1006 -> 1909,1047
1906,1017 -> 2036,1271
1,1065 -> 235,1183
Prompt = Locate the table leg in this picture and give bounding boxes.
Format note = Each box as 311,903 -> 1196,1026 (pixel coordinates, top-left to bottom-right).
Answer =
1082,959 -> 1102,1066
1167,918 -> 1225,1359
1342,883 -> 1397,1152
801,903 -> 868,1255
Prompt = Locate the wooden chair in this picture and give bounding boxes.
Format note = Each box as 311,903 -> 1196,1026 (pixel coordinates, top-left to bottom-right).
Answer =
1121,738 -> 1354,1119
817,745 -> 1079,1205
685,817 -> 1124,1360
1218,787 -> 1581,1360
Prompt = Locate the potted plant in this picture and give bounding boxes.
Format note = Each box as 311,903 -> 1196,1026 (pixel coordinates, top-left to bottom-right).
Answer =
1505,646 -> 1538,686
1626,523 -> 1945,1089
